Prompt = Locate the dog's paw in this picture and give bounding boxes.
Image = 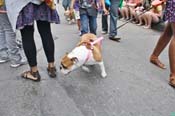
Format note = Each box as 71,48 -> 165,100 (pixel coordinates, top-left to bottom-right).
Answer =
81,66 -> 90,72
101,72 -> 107,78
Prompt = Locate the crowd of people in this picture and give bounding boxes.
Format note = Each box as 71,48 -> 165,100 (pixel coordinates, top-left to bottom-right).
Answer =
0,0 -> 175,88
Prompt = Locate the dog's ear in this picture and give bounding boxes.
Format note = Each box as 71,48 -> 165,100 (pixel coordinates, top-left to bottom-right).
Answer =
71,57 -> 79,63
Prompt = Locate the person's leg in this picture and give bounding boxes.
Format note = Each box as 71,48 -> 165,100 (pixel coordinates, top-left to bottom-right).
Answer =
150,23 -> 172,69
125,7 -> 130,20
77,19 -> 81,31
3,14 -> 26,67
120,8 -> 126,19
0,24 -> 8,62
89,15 -> 97,35
137,15 -> 143,25
102,13 -> 108,33
142,14 -> 148,27
143,12 -> 159,29
109,0 -> 120,40
101,5 -> 109,33
80,14 -> 89,35
0,14 -> 8,62
20,25 -> 40,81
37,20 -> 56,77
168,22 -> 175,87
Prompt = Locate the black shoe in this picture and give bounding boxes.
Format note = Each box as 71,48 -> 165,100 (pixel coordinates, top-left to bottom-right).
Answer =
109,35 -> 121,42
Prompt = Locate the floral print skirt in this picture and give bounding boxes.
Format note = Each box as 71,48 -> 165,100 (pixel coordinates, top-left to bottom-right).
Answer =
16,2 -> 60,29
163,0 -> 175,23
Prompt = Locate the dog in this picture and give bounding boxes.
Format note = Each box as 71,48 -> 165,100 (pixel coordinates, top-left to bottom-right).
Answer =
60,33 -> 107,78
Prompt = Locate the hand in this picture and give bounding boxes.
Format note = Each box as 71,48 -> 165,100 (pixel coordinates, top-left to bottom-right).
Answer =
103,8 -> 109,15
69,8 -> 74,16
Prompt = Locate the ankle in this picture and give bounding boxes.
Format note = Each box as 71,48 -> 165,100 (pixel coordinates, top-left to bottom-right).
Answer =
150,54 -> 158,60
31,66 -> 38,73
48,62 -> 55,68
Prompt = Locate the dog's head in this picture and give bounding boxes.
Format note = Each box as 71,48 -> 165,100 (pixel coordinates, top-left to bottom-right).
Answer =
60,53 -> 79,75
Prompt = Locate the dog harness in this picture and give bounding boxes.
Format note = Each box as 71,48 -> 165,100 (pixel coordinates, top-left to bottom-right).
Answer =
84,37 -> 104,64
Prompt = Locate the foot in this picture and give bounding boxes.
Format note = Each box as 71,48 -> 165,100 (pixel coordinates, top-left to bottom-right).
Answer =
109,35 -> 121,42
150,55 -> 166,69
21,71 -> 41,82
0,57 -> 9,63
143,25 -> 151,29
169,74 -> 175,88
10,56 -> 27,68
47,66 -> 57,78
137,23 -> 143,26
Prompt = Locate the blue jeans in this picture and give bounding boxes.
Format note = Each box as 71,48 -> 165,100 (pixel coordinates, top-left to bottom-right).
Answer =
102,0 -> 119,37
80,14 -> 97,35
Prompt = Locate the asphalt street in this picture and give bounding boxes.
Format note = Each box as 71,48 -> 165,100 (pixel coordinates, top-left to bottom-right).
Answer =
0,3 -> 175,116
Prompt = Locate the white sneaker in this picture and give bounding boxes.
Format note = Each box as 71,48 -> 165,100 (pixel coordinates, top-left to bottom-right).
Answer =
101,31 -> 107,34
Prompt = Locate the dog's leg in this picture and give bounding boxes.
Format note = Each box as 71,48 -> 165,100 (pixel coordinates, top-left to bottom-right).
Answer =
81,65 -> 90,72
98,61 -> 107,78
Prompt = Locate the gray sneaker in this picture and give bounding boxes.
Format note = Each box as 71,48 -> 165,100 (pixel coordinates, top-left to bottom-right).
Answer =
10,56 -> 27,68
0,57 -> 9,63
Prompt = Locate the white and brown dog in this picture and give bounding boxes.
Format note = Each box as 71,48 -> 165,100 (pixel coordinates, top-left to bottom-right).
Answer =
60,33 -> 107,78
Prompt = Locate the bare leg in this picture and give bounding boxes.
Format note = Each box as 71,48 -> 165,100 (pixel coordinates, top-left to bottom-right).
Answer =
144,12 -> 152,29
169,22 -> 175,87
137,15 -> 143,25
142,14 -> 148,27
150,23 -> 172,69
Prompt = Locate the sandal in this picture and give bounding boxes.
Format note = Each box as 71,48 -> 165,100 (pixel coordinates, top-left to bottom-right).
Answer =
21,71 -> 41,82
47,66 -> 57,78
150,55 -> 166,69
169,74 -> 175,88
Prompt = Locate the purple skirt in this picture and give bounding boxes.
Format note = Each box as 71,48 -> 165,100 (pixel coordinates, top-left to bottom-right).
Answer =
16,2 -> 60,29
163,0 -> 175,23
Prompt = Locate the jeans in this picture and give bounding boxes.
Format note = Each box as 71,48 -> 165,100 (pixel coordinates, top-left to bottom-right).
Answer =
80,14 -> 97,35
0,13 -> 21,63
102,0 -> 119,37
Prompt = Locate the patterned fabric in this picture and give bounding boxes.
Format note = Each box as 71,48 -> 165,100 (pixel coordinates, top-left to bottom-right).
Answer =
16,2 -> 60,29
163,0 -> 175,22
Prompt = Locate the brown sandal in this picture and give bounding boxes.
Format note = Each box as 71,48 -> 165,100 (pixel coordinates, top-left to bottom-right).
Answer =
21,71 -> 41,82
169,74 -> 175,88
150,55 -> 166,69
47,66 -> 57,78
